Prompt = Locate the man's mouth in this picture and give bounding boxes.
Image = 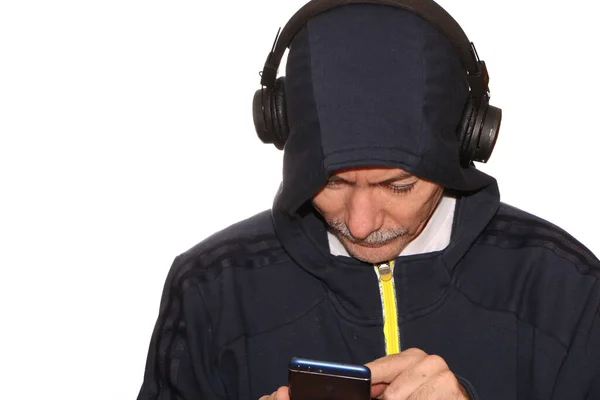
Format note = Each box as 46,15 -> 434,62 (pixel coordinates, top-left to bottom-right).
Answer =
343,236 -> 395,248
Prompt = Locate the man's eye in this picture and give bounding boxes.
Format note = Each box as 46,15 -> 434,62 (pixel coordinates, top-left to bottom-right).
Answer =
386,182 -> 416,194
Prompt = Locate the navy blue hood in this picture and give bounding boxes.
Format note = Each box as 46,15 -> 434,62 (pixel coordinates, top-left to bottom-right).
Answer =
276,4 -> 495,215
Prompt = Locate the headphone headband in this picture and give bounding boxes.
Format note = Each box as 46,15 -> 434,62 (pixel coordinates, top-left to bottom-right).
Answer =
260,0 -> 487,94
253,0 -> 501,164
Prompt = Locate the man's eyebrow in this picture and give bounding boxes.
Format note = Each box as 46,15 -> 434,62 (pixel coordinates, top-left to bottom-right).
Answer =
327,175 -> 350,183
327,172 -> 415,185
370,172 -> 415,186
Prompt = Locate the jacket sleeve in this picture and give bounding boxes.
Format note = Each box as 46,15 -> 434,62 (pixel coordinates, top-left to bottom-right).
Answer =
456,374 -> 479,400
137,256 -> 225,400
552,279 -> 600,399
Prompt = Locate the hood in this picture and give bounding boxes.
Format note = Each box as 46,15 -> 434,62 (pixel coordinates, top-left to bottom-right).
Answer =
276,4 -> 495,215
270,4 -> 501,321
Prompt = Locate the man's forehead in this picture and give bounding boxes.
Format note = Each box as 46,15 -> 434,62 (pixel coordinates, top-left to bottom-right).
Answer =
331,167 -> 413,179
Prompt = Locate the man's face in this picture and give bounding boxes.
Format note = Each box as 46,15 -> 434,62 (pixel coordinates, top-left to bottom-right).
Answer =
312,167 -> 444,264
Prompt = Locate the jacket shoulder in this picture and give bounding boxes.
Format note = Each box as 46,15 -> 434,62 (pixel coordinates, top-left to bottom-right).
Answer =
184,209 -> 278,255
458,203 -> 600,349
478,202 -> 600,275
174,210 -> 284,278
158,210 -> 283,298
163,210 -> 322,344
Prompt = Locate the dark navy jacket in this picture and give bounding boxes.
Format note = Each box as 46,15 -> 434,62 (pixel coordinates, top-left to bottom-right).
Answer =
138,4 -> 600,399
137,186 -> 600,399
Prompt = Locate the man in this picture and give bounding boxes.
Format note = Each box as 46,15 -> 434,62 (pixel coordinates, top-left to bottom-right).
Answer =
137,1 -> 600,399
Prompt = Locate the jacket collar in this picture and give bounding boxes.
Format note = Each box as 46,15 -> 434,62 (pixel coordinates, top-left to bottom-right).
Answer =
272,182 -> 500,322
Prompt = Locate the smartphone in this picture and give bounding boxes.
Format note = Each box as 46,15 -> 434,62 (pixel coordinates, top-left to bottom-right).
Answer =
288,357 -> 371,400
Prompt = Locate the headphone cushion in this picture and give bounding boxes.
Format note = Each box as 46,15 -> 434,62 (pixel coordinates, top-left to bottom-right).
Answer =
473,104 -> 501,163
458,96 -> 477,165
253,88 -> 269,143
271,77 -> 289,149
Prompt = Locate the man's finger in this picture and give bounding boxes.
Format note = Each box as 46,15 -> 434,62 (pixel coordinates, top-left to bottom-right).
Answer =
403,370 -> 468,400
366,348 -> 429,385
258,386 -> 289,400
380,354 -> 449,399
275,386 -> 289,399
370,382 -> 387,399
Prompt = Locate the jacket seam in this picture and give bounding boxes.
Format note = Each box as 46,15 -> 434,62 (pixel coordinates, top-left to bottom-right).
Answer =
215,295 -> 328,350
484,210 -> 599,268
180,259 -> 290,287
180,236 -> 283,269
191,283 -> 225,397
550,280 -> 600,398
474,239 -> 600,278
452,284 -> 569,352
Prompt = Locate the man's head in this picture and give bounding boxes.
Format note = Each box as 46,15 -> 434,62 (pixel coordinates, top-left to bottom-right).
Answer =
313,167 -> 443,263
268,3 -> 497,216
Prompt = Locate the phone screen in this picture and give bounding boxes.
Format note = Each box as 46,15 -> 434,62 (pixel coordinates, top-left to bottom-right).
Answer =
288,357 -> 371,400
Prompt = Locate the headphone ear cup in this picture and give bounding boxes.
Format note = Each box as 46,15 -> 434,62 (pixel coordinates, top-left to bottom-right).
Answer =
270,77 -> 289,150
253,87 -> 271,144
458,95 -> 502,166
252,78 -> 288,150
463,96 -> 502,165
458,96 -> 477,166
473,104 -> 501,163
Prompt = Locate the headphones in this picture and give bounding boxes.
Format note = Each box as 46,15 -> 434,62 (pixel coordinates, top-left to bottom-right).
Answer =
252,0 -> 502,166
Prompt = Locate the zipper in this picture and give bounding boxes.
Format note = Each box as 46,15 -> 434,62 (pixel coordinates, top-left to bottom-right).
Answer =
374,261 -> 400,355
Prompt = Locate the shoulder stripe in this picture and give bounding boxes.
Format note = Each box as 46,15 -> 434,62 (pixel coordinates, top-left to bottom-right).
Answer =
479,229 -> 598,274
149,238 -> 288,397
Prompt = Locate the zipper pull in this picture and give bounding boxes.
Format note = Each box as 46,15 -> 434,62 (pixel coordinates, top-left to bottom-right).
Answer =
377,261 -> 394,282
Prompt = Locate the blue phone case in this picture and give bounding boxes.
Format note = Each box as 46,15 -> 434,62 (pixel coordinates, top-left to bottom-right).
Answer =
288,357 -> 371,400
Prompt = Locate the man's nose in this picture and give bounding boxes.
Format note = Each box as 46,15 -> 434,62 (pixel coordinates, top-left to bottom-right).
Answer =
345,188 -> 384,240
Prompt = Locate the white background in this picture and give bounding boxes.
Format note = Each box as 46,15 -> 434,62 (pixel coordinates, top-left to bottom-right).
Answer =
1,1 -> 598,399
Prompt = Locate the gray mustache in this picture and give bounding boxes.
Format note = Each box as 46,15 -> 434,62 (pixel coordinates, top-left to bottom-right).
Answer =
328,219 -> 408,245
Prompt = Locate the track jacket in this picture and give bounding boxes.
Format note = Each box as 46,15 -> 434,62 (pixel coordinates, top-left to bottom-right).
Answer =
138,5 -> 600,399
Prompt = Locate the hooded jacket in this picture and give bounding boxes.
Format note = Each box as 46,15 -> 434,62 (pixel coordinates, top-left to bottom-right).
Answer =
137,5 -> 600,399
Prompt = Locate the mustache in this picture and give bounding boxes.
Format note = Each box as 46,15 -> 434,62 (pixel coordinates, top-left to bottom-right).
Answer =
328,219 -> 408,245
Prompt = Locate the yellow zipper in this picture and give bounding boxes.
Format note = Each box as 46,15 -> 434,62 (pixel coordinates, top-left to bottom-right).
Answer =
374,261 -> 400,355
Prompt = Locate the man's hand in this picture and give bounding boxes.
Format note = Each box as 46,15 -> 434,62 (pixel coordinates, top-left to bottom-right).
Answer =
259,386 -> 289,400
259,349 -> 468,400
367,348 -> 469,399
